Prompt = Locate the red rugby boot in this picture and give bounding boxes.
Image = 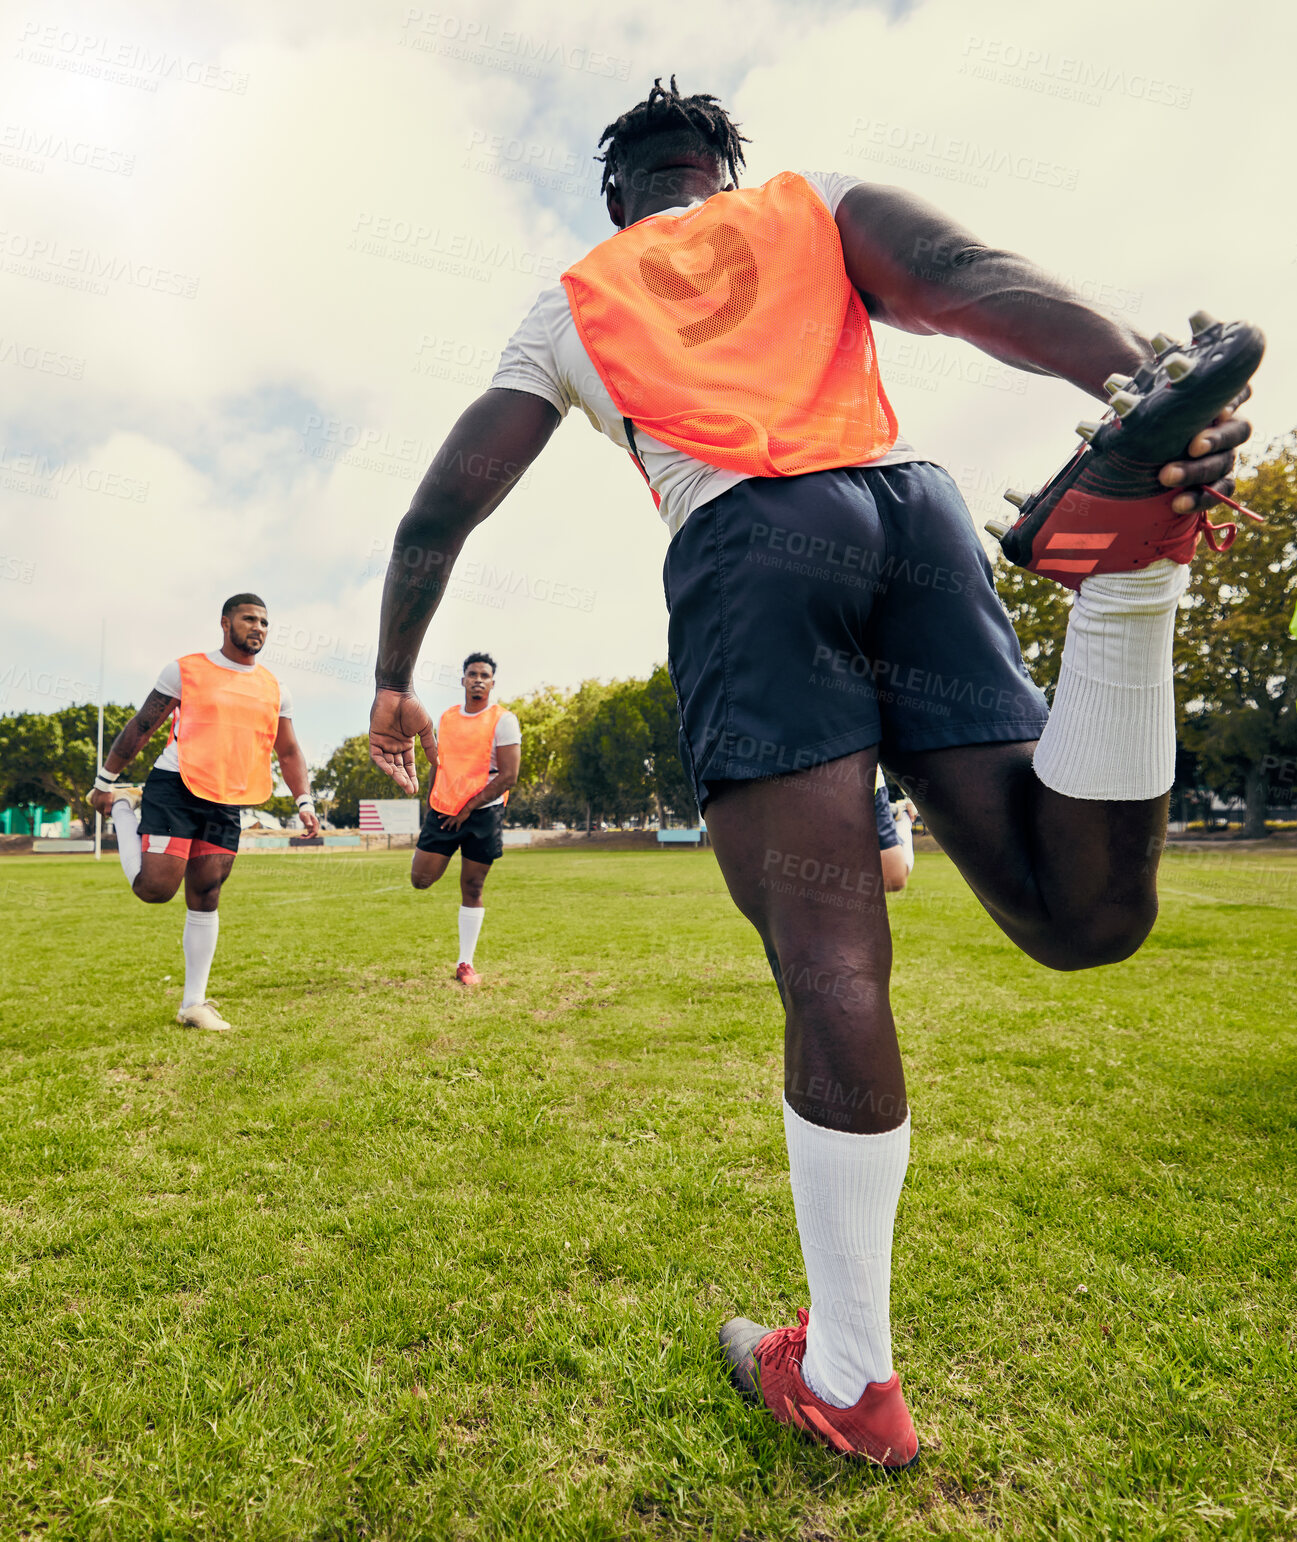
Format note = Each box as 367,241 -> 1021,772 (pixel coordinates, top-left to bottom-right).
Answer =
455,962 -> 481,987
720,1309 -> 919,1468
985,312 -> 1265,591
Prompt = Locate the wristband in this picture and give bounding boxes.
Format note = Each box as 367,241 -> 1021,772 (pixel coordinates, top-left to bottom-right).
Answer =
295,793 -> 314,809
94,769 -> 120,793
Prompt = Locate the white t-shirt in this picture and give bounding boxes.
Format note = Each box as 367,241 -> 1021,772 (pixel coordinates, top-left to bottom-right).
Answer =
490,170 -> 923,536
445,704 -> 521,809
151,651 -> 290,774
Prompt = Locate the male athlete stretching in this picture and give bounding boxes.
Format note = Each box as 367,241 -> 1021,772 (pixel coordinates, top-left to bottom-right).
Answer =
410,651 -> 521,986
367,82 -> 1252,1464
90,594 -> 319,1032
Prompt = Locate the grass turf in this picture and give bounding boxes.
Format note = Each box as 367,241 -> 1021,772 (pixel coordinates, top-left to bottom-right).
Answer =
0,845 -> 1294,1540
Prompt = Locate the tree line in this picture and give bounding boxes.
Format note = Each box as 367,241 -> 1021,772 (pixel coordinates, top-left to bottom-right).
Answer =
0,666 -> 697,833
3,443 -> 1293,838
311,664 -> 694,828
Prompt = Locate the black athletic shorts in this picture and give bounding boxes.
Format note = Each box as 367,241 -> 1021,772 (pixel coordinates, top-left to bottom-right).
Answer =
663,460 -> 1050,811
417,803 -> 505,865
138,769 -> 241,857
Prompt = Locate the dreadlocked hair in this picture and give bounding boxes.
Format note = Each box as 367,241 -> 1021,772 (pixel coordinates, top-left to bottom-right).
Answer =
596,76 -> 748,197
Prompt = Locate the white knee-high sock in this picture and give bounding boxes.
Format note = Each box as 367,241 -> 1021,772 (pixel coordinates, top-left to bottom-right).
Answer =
457,905 -> 484,966
1033,559 -> 1188,801
895,810 -> 914,875
181,910 -> 219,1007
113,797 -> 142,886
784,1099 -> 911,1406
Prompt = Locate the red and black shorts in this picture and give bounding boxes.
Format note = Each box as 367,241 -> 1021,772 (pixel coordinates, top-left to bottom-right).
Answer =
138,769 -> 241,860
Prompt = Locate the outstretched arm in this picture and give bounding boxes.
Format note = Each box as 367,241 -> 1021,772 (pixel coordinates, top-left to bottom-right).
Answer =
836,183 -> 1249,510
370,389 -> 561,793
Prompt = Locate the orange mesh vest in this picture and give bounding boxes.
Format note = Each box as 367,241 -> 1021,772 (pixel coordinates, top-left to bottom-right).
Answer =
169,653 -> 280,805
561,171 -> 897,479
430,703 -> 509,815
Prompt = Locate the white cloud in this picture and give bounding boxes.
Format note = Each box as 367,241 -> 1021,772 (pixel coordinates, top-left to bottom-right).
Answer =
1,0 -> 1292,760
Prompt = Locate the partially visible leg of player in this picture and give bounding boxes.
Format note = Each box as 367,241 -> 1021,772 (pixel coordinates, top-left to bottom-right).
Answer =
110,788 -> 145,886
888,739 -> 1164,968
455,858 -> 491,985
706,748 -> 919,1462
131,852 -> 187,904
175,850 -> 236,1031
410,850 -> 453,889
887,554 -> 1190,966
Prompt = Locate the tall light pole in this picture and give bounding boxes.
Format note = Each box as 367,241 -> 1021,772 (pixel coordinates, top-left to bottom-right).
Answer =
94,618 -> 105,859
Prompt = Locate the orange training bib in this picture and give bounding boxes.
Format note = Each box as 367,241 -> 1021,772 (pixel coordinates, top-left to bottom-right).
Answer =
430,703 -> 508,815
170,653 -> 280,806
561,171 -> 897,479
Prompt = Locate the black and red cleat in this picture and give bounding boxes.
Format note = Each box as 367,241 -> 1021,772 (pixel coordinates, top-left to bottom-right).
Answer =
985,312 -> 1265,591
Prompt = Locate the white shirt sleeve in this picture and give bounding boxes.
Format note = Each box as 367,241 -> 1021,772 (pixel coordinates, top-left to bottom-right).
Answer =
798,169 -> 864,217
276,679 -> 294,718
490,287 -> 575,418
493,709 -> 522,748
154,660 -> 182,698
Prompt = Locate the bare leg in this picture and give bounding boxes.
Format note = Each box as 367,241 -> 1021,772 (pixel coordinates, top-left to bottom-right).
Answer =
411,850 -> 452,890
705,749 -> 904,1137
886,740 -> 1165,970
131,852 -> 187,904
183,852 -> 234,912
459,858 -> 490,908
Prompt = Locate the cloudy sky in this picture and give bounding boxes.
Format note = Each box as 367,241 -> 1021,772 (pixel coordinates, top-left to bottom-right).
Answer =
1,0 -> 1293,764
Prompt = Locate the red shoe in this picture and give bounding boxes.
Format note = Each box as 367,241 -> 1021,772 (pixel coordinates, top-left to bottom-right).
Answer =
719,1309 -> 919,1468
985,313 -> 1265,591
454,962 -> 481,987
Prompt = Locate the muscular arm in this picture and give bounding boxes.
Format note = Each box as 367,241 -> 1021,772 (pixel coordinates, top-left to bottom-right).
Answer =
103,689 -> 176,774
370,389 -> 559,793
376,389 -> 561,691
835,183 -> 1150,399
272,718 -> 312,800
273,717 -> 321,836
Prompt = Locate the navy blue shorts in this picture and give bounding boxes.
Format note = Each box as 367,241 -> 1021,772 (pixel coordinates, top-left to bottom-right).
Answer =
663,461 -> 1050,812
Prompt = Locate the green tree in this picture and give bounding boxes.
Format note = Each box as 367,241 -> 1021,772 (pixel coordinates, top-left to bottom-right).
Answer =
581,682 -> 654,827
503,684 -> 579,827
993,564 -> 1070,704
638,663 -> 695,822
314,734 -> 427,828
0,703 -> 172,828
556,680 -> 615,831
1175,440 -> 1297,837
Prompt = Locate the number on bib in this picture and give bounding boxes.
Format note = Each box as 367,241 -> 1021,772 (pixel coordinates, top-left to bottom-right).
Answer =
639,224 -> 759,348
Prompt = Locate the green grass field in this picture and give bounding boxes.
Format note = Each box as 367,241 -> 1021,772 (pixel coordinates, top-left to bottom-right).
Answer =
2,846 -> 1295,1540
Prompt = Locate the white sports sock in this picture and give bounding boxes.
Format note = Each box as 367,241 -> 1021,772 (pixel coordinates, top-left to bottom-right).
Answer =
457,905 -> 485,966
784,1098 -> 911,1407
1033,559 -> 1188,801
112,797 -> 142,886
181,910 -> 219,1007
895,811 -> 914,875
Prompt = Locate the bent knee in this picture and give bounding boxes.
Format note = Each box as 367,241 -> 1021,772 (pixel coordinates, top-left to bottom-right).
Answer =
1035,901 -> 1157,972
411,870 -> 439,890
